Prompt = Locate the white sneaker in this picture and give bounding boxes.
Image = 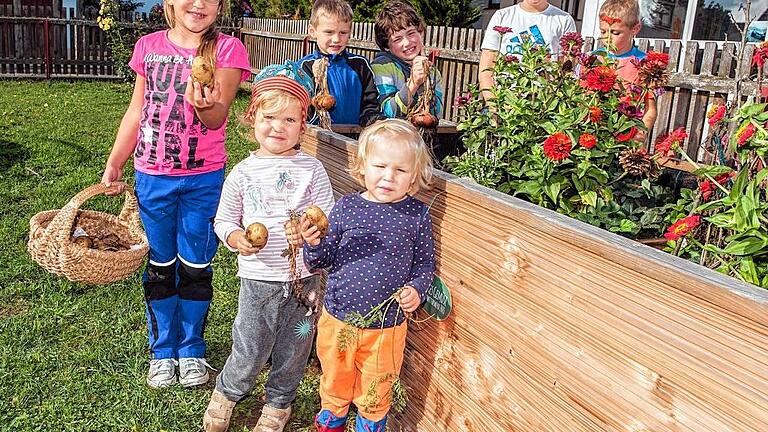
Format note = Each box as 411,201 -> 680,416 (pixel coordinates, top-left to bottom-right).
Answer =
147,358 -> 178,388
179,357 -> 214,387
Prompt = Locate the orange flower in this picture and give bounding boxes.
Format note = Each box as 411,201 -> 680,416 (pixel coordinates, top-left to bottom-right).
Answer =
654,127 -> 688,154
664,215 -> 701,241
737,123 -> 756,146
543,132 -> 572,161
707,104 -> 726,127
587,106 -> 602,123
581,66 -> 617,92
615,127 -> 638,142
578,133 -> 597,149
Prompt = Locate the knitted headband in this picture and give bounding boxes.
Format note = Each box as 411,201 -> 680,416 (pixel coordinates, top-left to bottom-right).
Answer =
246,62 -> 314,120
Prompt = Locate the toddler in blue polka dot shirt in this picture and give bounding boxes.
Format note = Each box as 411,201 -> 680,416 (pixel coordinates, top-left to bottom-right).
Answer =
300,118 -> 436,432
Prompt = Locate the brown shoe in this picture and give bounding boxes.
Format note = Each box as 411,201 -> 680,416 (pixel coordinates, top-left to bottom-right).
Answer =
253,405 -> 292,432
203,390 -> 236,432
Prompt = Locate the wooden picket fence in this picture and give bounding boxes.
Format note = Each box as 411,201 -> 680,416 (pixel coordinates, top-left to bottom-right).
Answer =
241,18 -> 765,162
0,11 -> 240,80
0,15 -> 114,78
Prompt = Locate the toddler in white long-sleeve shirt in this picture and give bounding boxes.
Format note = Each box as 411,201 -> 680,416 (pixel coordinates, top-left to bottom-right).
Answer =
203,62 -> 334,432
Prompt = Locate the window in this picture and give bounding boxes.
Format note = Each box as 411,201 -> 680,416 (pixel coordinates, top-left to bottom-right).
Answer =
637,0 -> 688,39
690,0 -> 768,42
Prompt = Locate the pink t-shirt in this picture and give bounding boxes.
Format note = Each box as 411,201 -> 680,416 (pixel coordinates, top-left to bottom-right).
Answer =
128,30 -> 251,176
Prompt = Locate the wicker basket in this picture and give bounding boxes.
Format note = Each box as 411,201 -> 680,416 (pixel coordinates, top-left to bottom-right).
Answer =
28,182 -> 149,285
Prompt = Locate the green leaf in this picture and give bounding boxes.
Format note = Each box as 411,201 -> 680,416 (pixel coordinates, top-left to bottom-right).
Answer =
515,180 -> 542,198
695,198 -> 729,213
703,243 -> 726,254
705,213 -> 735,228
739,257 -> 760,285
543,178 -> 563,203
692,165 -> 734,178
722,236 -> 768,256
729,167 -> 750,201
756,167 -> 768,185
616,218 -> 638,233
734,195 -> 760,230
741,102 -> 767,117
540,121 -> 556,135
571,174 -> 584,192
580,190 -> 598,207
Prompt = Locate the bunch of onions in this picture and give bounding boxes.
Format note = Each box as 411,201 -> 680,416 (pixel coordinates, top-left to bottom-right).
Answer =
312,57 -> 334,130
408,57 -> 438,129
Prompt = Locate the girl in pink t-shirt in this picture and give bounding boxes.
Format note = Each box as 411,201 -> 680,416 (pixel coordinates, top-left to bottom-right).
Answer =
101,0 -> 250,390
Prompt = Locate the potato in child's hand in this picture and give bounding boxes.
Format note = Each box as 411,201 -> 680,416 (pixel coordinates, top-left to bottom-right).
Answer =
304,205 -> 329,238
410,113 -> 438,128
312,93 -> 336,111
191,56 -> 215,89
245,222 -> 269,248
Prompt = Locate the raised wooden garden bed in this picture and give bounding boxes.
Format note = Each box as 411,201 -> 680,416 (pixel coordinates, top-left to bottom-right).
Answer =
301,126 -> 768,432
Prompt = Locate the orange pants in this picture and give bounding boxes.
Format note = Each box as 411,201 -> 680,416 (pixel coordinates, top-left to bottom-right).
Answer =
316,309 -> 407,422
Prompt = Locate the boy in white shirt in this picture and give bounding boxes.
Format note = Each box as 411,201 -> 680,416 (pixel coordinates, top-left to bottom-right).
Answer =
478,0 -> 576,102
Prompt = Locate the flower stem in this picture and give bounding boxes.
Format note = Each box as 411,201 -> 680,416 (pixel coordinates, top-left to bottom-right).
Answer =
678,151 -> 731,195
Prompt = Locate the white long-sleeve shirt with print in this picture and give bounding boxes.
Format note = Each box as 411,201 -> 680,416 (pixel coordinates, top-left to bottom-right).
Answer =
214,152 -> 335,281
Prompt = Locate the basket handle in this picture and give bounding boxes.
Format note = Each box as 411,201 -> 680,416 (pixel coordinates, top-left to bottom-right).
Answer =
48,182 -> 141,245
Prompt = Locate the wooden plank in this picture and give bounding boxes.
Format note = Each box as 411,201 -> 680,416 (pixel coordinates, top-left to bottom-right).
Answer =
661,41 -> 698,152
331,120 -> 457,135
684,42 -> 717,159
651,40 -> 681,144
718,42 -> 736,78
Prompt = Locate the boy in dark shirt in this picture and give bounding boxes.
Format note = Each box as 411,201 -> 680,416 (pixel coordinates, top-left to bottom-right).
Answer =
298,0 -> 384,126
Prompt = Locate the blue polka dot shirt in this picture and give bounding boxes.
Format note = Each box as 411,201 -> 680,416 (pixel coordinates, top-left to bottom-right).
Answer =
303,192 -> 436,328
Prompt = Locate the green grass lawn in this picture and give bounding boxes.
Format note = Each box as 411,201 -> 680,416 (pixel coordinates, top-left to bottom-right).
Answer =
0,80 -> 322,432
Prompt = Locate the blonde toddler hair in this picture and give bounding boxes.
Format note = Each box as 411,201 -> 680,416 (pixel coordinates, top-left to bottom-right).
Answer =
351,119 -> 433,194
599,0 -> 640,28
243,89 -> 305,143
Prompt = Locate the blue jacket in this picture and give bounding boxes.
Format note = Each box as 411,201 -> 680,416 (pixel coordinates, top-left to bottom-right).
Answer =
299,50 -> 384,126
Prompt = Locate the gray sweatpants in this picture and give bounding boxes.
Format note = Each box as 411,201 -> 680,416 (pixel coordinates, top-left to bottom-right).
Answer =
215,276 -> 320,408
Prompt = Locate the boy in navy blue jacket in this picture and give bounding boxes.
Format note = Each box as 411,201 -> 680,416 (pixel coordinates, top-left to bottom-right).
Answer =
299,0 -> 384,127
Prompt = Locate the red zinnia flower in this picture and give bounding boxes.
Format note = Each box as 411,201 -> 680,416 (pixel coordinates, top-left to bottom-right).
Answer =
737,123 -> 756,146
615,127 -> 638,142
753,42 -> 768,68
699,180 -> 716,201
505,54 -> 519,63
600,15 -> 622,25
579,133 -> 597,149
664,215 -> 701,241
698,171 -> 733,201
586,106 -> 602,123
654,127 -> 688,155
494,25 -> 512,34
644,51 -> 670,65
581,66 -> 617,92
707,104 -> 726,127
543,132 -> 572,161
714,172 -> 735,184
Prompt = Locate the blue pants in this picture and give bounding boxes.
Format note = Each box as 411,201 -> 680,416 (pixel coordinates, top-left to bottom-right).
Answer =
135,169 -> 224,360
315,410 -> 387,432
